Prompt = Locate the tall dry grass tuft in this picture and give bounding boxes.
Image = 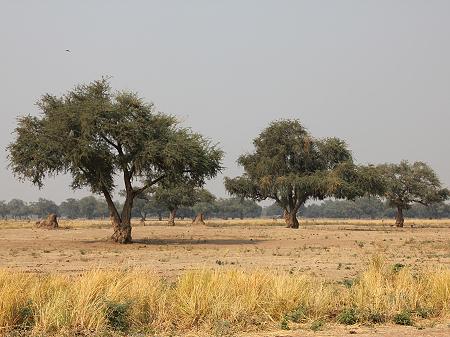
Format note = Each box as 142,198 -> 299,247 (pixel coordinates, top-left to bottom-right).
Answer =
1,258 -> 450,335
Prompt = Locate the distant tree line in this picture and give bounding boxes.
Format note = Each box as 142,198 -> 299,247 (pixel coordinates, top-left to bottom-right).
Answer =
2,195 -> 448,221
0,196 -> 262,221
263,197 -> 450,219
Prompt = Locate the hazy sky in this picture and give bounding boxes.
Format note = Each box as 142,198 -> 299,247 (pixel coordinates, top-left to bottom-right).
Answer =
1,0 -> 449,203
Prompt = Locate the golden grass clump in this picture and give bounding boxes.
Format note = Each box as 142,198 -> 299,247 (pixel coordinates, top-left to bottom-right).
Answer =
1,258 -> 450,336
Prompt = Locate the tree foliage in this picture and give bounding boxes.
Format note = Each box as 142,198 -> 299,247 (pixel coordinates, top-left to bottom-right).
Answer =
153,182 -> 215,225
225,120 -> 382,228
8,79 -> 222,242
212,197 -> 262,219
378,161 -> 449,226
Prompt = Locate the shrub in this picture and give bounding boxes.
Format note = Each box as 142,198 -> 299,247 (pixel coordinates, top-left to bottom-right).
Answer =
280,317 -> 290,330
337,308 -> 358,325
105,301 -> 131,332
367,312 -> 385,324
416,307 -> 433,319
340,278 -> 354,288
393,311 -> 412,326
392,263 -> 405,273
285,306 -> 307,323
18,301 -> 34,329
310,319 -> 324,331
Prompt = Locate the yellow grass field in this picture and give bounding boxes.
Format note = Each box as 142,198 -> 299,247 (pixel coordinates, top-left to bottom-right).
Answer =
1,257 -> 450,336
1,218 -> 450,336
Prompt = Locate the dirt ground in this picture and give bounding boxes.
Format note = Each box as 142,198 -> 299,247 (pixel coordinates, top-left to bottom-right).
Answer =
1,219 -> 450,336
240,324 -> 450,337
1,219 -> 450,279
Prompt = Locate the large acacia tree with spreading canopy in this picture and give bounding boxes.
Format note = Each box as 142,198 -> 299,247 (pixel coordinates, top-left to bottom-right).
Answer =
8,79 -> 222,243
225,120 -> 382,228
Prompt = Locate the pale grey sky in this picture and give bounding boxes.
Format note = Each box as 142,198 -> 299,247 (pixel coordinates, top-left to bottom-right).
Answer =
1,0 -> 449,203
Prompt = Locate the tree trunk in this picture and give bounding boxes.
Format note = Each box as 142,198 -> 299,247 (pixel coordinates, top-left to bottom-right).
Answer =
158,212 -> 162,221
192,213 -> 205,225
140,212 -> 147,226
111,217 -> 132,243
395,206 -> 404,227
168,209 -> 177,226
104,187 -> 133,244
284,210 -> 300,229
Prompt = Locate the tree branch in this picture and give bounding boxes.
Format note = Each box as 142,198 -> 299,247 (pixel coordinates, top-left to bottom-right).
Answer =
102,186 -> 121,223
99,133 -> 120,152
133,174 -> 167,196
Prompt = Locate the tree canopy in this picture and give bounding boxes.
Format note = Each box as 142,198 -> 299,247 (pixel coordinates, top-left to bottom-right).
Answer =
8,79 -> 223,242
225,119 -> 382,228
378,161 -> 449,226
153,182 -> 215,225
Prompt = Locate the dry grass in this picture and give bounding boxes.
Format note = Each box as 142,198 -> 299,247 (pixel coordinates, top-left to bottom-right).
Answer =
1,256 -> 450,336
1,217 -> 449,230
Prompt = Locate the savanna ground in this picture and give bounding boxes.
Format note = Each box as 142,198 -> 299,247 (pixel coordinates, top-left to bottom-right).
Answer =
1,218 -> 450,336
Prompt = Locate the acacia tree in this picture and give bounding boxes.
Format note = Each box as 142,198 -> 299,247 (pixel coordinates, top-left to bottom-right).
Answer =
225,120 -> 382,228
132,193 -> 166,222
154,182 -> 213,226
8,79 -> 222,243
191,189 -> 216,225
379,161 -> 449,227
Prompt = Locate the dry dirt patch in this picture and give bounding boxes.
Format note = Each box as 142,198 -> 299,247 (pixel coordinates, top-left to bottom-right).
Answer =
1,219 -> 450,278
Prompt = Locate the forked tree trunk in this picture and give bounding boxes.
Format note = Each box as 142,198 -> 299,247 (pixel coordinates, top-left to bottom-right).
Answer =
168,209 -> 177,226
105,188 -> 133,244
192,213 -> 205,225
284,209 -> 300,229
395,206 -> 404,227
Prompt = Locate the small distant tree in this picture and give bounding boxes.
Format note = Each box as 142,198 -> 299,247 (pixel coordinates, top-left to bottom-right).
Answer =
353,197 -> 385,219
147,197 -> 166,221
154,183 -> 214,226
59,198 -> 81,219
191,189 -> 216,225
95,199 -> 109,219
132,198 -> 152,221
239,198 -> 262,218
8,79 -> 222,243
0,201 -> 8,219
379,161 -> 449,227
214,197 -> 262,219
78,196 -> 98,219
30,198 -> 59,218
7,199 -> 29,219
225,120 -> 382,228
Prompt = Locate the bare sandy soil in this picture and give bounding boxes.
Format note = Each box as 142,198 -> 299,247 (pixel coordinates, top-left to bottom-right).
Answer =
241,324 -> 450,337
1,220 -> 450,278
1,219 -> 450,336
